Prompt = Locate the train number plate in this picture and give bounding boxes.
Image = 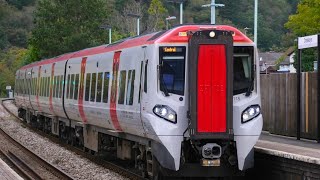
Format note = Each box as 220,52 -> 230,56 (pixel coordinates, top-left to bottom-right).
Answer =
201,158 -> 220,167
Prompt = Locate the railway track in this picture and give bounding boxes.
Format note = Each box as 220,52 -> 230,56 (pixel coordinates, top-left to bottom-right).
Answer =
0,120 -> 74,180
1,99 -> 146,180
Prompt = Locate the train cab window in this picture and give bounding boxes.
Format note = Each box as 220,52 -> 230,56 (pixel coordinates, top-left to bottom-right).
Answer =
233,46 -> 254,95
126,70 -> 135,105
70,74 -> 75,99
96,72 -> 103,102
74,74 -> 79,100
85,73 -> 91,101
118,70 -> 126,104
159,46 -> 186,96
103,72 -> 110,103
90,73 -> 96,102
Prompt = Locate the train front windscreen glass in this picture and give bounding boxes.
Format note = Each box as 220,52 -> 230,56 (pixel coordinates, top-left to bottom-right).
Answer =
233,46 -> 254,95
159,46 -> 186,96
159,46 -> 254,96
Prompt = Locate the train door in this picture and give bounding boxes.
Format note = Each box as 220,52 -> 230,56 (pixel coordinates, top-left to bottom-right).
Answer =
27,68 -> 34,110
188,30 -> 234,140
139,47 -> 148,136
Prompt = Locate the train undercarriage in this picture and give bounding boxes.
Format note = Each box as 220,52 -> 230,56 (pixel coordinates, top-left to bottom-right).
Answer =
17,107 -> 243,179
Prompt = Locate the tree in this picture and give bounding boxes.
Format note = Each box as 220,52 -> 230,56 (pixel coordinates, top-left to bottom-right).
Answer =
0,47 -> 26,97
30,0 -> 110,61
147,0 -> 168,32
285,0 -> 320,36
285,0 -> 320,72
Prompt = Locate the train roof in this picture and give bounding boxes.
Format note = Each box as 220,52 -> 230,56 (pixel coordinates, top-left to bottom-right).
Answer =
20,25 -> 253,70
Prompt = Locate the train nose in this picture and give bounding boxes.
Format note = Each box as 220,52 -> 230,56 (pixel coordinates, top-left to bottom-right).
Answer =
202,143 -> 222,159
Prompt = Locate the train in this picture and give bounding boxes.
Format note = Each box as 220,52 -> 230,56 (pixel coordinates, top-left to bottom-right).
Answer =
14,24 -> 263,179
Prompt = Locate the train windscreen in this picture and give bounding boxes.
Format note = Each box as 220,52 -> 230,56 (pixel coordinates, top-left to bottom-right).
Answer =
159,46 -> 186,96
233,46 -> 254,95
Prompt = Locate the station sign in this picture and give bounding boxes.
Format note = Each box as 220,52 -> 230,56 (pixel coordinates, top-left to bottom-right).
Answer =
6,86 -> 11,90
298,34 -> 318,49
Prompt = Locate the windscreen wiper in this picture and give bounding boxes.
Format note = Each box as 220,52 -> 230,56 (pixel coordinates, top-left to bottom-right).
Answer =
245,78 -> 254,97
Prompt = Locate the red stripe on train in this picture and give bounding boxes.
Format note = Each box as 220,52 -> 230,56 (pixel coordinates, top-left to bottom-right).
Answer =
78,57 -> 88,123
49,63 -> 55,114
110,52 -> 123,131
197,45 -> 227,133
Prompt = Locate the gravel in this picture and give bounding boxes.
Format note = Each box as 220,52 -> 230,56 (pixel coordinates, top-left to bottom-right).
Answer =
0,100 -> 128,180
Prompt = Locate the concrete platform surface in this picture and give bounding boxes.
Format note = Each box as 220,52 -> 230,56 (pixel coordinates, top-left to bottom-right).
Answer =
0,158 -> 23,180
255,132 -> 320,165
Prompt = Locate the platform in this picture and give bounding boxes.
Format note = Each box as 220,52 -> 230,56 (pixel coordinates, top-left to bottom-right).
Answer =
0,158 -> 23,180
255,131 -> 320,164
248,132 -> 320,180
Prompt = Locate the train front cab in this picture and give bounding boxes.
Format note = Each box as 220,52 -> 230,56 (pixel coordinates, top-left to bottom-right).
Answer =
156,29 -> 263,178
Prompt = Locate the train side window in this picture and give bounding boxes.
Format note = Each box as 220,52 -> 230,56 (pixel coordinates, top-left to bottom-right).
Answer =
96,72 -> 103,102
74,74 -> 79,100
52,76 -> 55,98
54,76 -> 57,98
126,70 -> 135,105
70,74 -> 75,99
102,72 -> 110,103
85,73 -> 91,101
55,76 -> 59,98
40,77 -> 43,96
60,75 -> 63,98
90,73 -> 96,102
118,70 -> 126,104
33,78 -> 35,95
138,61 -> 143,103
47,77 -> 50,97
44,77 -> 46,97
144,61 -> 148,93
66,74 -> 71,99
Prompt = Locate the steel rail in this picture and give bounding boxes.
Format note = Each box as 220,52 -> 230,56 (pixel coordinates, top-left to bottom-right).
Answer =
1,98 -> 146,180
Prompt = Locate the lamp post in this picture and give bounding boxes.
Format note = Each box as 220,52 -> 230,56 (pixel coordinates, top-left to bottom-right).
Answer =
166,16 -> 176,30
244,27 -> 250,35
167,0 -> 186,24
100,25 -> 112,44
127,13 -> 141,36
254,0 -> 258,45
202,0 -> 224,24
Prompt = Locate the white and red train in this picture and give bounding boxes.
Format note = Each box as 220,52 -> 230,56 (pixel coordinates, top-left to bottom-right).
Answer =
15,25 -> 262,178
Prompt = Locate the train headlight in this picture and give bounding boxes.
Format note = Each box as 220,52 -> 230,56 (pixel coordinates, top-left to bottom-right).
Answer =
241,105 -> 261,123
153,105 -> 177,123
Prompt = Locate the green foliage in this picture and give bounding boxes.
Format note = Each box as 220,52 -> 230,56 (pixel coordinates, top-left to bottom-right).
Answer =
0,1 -> 34,49
285,0 -> 319,72
5,0 -> 35,10
292,48 -> 317,72
285,0 -> 320,36
30,0 -> 110,60
0,47 -> 26,97
148,0 -> 168,31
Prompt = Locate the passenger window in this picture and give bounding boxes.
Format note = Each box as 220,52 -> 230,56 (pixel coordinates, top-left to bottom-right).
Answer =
126,70 -> 135,105
47,77 -> 50,97
118,70 -> 126,104
91,73 -> 96,102
144,62 -> 148,93
70,74 -> 75,99
60,75 -> 63,98
96,72 -> 103,102
74,74 -> 79,100
66,74 -> 71,99
103,72 -> 110,103
85,73 -> 91,101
